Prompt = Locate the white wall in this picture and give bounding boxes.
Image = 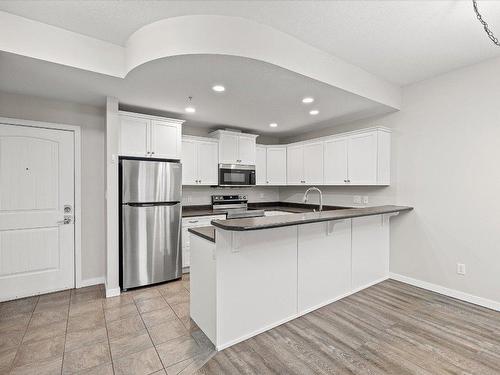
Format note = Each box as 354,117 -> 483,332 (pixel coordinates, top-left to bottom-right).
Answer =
0,91 -> 106,283
281,56 -> 500,305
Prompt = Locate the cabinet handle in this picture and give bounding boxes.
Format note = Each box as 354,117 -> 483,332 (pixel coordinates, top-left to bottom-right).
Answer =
199,179 -> 202,183
188,220 -> 199,224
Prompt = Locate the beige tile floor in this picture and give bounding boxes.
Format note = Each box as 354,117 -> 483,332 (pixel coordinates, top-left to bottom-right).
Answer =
0,274 -> 215,375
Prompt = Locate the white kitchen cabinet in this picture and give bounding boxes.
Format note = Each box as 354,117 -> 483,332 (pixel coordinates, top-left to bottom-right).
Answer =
182,214 -> 225,269
324,128 -> 390,185
298,220 -> 351,314
181,139 -> 197,185
286,141 -> 323,185
210,130 -> 258,165
286,145 -> 303,185
351,215 -> 390,291
266,146 -> 287,185
255,145 -> 267,185
118,115 -> 149,157
348,131 -> 378,185
181,136 -> 218,185
119,111 -> 184,159
256,145 -> 287,185
324,137 -> 348,184
303,142 -> 324,184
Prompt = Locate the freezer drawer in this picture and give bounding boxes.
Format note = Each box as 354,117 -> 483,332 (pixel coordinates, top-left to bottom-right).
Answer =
122,203 -> 181,289
121,159 -> 182,203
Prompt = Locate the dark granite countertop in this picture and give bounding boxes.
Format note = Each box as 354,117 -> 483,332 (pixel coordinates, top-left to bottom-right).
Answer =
182,202 -> 350,217
188,226 -> 216,243
211,205 -> 413,232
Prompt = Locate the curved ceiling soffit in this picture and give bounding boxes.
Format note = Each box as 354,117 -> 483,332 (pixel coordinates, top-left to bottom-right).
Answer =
125,15 -> 401,109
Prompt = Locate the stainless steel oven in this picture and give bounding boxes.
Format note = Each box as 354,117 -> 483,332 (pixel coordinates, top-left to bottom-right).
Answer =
218,164 -> 256,186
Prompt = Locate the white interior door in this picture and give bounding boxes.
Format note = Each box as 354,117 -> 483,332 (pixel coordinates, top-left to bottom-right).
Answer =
0,124 -> 75,301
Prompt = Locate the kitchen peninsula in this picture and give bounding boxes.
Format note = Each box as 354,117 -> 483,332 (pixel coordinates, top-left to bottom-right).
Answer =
189,205 -> 412,350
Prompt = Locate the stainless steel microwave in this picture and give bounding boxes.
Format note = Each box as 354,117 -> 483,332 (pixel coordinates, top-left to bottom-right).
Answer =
218,164 -> 256,186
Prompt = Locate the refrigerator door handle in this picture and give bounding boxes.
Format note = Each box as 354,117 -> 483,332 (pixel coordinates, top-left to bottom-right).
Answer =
125,202 -> 181,207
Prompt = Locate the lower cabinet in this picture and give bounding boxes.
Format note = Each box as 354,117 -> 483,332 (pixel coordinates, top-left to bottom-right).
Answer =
298,220 -> 351,314
351,215 -> 390,290
297,215 -> 390,313
182,215 -> 225,269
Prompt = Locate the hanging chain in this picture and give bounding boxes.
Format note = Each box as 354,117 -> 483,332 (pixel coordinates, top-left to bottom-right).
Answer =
473,0 -> 500,46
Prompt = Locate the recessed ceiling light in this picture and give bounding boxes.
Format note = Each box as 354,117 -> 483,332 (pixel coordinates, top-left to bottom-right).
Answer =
212,85 -> 225,92
269,123 -> 278,128
302,97 -> 314,104
309,110 -> 319,115
185,107 -> 196,113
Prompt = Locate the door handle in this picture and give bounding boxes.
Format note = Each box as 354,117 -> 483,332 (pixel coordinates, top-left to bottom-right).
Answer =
58,215 -> 73,225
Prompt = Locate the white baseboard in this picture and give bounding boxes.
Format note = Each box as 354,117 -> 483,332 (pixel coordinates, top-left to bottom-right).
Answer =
78,277 -> 105,288
389,273 -> 500,312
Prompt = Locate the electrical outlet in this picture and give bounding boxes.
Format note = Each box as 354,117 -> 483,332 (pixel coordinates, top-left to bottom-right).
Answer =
363,196 -> 369,204
457,263 -> 466,275
186,195 -> 192,203
353,195 -> 362,204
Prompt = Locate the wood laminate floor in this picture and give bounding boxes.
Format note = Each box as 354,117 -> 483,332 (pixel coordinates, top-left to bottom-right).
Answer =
196,279 -> 500,375
1,278 -> 499,374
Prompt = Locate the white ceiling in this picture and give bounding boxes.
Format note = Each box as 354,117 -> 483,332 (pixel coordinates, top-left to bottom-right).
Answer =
1,0 -> 500,85
0,52 -> 393,137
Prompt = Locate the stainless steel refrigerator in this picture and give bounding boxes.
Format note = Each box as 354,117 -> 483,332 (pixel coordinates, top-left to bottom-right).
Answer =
120,158 -> 182,290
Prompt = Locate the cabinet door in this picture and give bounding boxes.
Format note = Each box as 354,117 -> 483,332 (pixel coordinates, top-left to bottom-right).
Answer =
298,220 -> 351,313
286,145 -> 303,184
348,132 -> 377,185
181,226 -> 190,268
197,141 -> 218,185
324,138 -> 348,184
255,145 -> 267,185
119,115 -> 149,157
351,215 -> 389,291
303,142 -> 324,184
150,120 -> 181,159
218,133 -> 239,164
181,139 -> 197,185
266,147 -> 287,185
238,136 -> 256,165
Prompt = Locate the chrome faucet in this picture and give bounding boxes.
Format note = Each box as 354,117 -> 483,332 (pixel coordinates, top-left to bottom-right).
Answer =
303,187 -> 323,212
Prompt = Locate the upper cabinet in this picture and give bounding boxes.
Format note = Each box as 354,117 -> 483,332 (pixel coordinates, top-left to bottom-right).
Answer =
256,145 -> 267,185
256,145 -> 287,185
181,136 -> 218,185
287,141 -> 324,185
119,111 -> 183,159
324,129 -> 390,185
210,130 -> 258,165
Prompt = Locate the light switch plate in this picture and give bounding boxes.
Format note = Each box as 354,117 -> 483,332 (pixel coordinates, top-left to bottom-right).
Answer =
363,196 -> 369,204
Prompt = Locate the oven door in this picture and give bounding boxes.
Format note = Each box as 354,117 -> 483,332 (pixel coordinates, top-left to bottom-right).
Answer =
218,164 -> 256,186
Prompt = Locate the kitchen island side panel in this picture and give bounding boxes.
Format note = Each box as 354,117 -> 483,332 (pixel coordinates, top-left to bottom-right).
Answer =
215,226 -> 298,349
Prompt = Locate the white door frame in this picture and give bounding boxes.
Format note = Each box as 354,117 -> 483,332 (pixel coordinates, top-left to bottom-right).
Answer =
0,116 -> 83,289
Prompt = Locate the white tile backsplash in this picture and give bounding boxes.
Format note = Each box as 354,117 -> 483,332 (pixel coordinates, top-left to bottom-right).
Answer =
182,186 -> 279,206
